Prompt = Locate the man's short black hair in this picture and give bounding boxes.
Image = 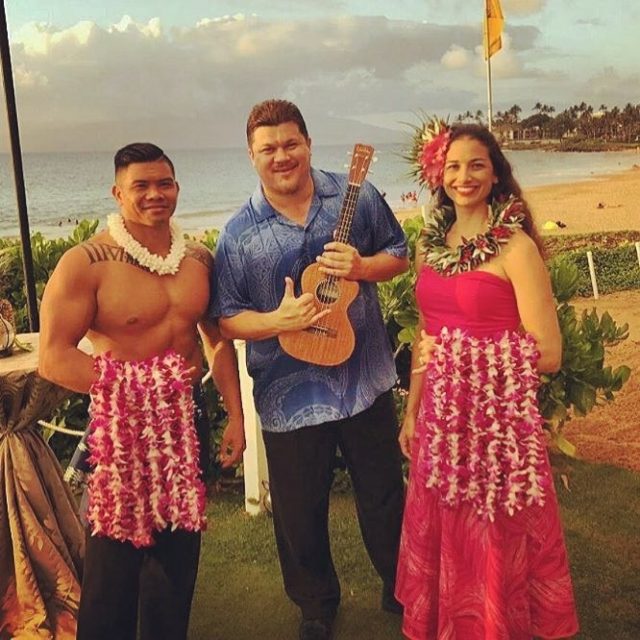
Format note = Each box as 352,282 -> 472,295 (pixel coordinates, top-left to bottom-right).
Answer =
114,142 -> 175,176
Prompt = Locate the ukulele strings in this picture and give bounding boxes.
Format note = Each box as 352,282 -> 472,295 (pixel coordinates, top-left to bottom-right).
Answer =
314,182 -> 359,330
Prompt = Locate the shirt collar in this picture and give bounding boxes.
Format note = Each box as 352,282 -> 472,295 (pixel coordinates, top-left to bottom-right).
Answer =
250,168 -> 341,222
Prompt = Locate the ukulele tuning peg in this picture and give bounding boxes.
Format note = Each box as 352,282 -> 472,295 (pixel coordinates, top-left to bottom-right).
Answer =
372,156 -> 379,163
343,163 -> 350,169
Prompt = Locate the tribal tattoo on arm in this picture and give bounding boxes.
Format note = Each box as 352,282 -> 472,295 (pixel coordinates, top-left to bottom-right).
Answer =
185,241 -> 214,269
81,243 -> 139,267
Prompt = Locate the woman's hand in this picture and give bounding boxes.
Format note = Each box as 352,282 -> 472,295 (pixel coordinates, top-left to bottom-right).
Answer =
398,414 -> 417,460
412,330 -> 436,374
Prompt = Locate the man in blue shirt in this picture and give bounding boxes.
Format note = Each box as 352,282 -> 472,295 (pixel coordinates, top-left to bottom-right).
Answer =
212,99 -> 408,640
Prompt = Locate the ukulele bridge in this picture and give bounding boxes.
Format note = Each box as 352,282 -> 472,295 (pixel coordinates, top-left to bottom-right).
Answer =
304,325 -> 338,338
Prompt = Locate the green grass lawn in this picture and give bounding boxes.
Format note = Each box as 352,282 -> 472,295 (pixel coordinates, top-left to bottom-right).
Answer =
189,459 -> 640,640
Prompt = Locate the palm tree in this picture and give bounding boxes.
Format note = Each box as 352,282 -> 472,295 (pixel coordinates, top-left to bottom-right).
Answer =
621,103 -> 638,142
455,110 -> 474,123
507,104 -> 522,124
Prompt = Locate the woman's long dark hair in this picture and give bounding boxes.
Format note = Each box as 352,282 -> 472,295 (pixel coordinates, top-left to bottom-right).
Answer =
433,124 -> 545,255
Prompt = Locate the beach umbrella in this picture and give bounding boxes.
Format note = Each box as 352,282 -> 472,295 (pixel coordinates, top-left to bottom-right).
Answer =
0,0 -> 39,331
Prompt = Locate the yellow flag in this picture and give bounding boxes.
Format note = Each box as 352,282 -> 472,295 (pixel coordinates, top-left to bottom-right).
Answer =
484,0 -> 504,60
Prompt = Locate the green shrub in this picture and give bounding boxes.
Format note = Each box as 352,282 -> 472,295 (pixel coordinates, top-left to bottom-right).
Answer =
542,230 -> 640,258
559,244 -> 640,296
0,220 -> 99,331
541,256 -> 631,453
198,228 -> 220,252
43,395 -> 91,464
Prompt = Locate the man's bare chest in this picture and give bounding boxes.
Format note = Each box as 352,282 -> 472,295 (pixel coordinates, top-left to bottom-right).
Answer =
82,243 -> 210,330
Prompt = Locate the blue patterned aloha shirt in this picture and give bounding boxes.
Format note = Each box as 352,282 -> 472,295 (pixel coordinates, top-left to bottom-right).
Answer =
210,168 -> 407,432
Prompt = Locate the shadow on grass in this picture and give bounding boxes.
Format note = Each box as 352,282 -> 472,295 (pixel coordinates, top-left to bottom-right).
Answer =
189,458 -> 640,639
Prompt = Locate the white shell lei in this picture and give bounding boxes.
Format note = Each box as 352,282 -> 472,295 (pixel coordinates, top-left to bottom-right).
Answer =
107,213 -> 186,275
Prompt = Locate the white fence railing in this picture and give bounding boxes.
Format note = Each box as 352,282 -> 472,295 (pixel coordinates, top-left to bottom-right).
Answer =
234,341 -> 269,515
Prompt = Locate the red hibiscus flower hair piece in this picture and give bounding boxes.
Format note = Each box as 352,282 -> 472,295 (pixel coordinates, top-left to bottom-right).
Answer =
405,115 -> 452,193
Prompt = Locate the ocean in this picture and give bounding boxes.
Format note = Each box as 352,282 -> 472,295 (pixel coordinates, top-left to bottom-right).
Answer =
0,145 -> 637,239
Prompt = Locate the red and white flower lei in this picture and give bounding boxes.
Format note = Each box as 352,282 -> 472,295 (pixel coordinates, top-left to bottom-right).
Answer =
417,328 -> 551,521
422,196 -> 526,276
86,350 -> 206,547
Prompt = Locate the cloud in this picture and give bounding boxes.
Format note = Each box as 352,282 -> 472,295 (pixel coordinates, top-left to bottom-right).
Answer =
2,11 -> 635,151
13,20 -> 96,56
473,33 -> 525,79
8,14 -> 484,150
502,0 -> 547,16
441,45 -> 472,70
577,67 -> 640,107
437,32 -> 529,81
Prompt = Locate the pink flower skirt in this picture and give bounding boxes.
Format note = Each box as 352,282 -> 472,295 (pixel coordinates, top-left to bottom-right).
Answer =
86,350 -> 206,548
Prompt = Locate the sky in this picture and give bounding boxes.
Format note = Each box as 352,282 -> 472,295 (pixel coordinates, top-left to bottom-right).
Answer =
1,0 -> 638,152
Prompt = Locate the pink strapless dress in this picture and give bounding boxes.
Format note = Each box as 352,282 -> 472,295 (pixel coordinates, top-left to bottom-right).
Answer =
395,267 -> 579,640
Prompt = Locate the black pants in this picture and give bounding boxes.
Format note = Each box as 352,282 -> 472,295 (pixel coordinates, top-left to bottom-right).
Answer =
76,528 -> 201,640
262,390 -> 405,620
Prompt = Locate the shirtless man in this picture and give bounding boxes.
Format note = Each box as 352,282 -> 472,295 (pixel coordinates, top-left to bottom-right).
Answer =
39,142 -> 244,640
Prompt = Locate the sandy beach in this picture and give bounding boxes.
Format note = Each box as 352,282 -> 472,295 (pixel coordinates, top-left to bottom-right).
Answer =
394,166 -> 640,235
527,167 -> 640,235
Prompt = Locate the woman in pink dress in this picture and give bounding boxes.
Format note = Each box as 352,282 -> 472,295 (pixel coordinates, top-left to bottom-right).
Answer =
395,120 -> 579,640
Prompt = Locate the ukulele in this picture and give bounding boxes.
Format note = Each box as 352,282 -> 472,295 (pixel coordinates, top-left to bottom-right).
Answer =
278,143 -> 374,366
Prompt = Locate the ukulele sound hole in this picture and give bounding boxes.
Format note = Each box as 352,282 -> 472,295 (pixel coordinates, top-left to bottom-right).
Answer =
316,280 -> 339,305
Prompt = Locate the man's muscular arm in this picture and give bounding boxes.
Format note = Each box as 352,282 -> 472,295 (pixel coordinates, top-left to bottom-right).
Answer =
190,241 -> 246,467
39,246 -> 98,393
198,318 -> 245,468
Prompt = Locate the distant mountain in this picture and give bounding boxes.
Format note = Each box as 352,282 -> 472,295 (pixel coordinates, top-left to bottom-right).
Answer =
307,116 -> 404,146
7,112 -> 404,152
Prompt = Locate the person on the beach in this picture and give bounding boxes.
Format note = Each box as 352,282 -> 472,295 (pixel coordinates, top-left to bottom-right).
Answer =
39,142 -> 245,640
395,121 -> 579,639
211,99 -> 408,640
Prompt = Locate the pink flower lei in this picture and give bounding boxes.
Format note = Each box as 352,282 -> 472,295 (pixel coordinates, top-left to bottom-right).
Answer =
417,328 -> 550,521
86,350 -> 206,547
421,195 -> 526,276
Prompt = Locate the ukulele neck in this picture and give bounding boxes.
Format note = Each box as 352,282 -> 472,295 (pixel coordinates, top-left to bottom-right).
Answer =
334,182 -> 360,245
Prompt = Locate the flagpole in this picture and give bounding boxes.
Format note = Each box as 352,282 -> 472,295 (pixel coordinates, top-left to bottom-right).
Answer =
486,52 -> 493,131
484,0 -> 494,131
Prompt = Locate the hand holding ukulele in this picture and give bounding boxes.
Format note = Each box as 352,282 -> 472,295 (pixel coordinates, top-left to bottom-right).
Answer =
316,241 -> 364,280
